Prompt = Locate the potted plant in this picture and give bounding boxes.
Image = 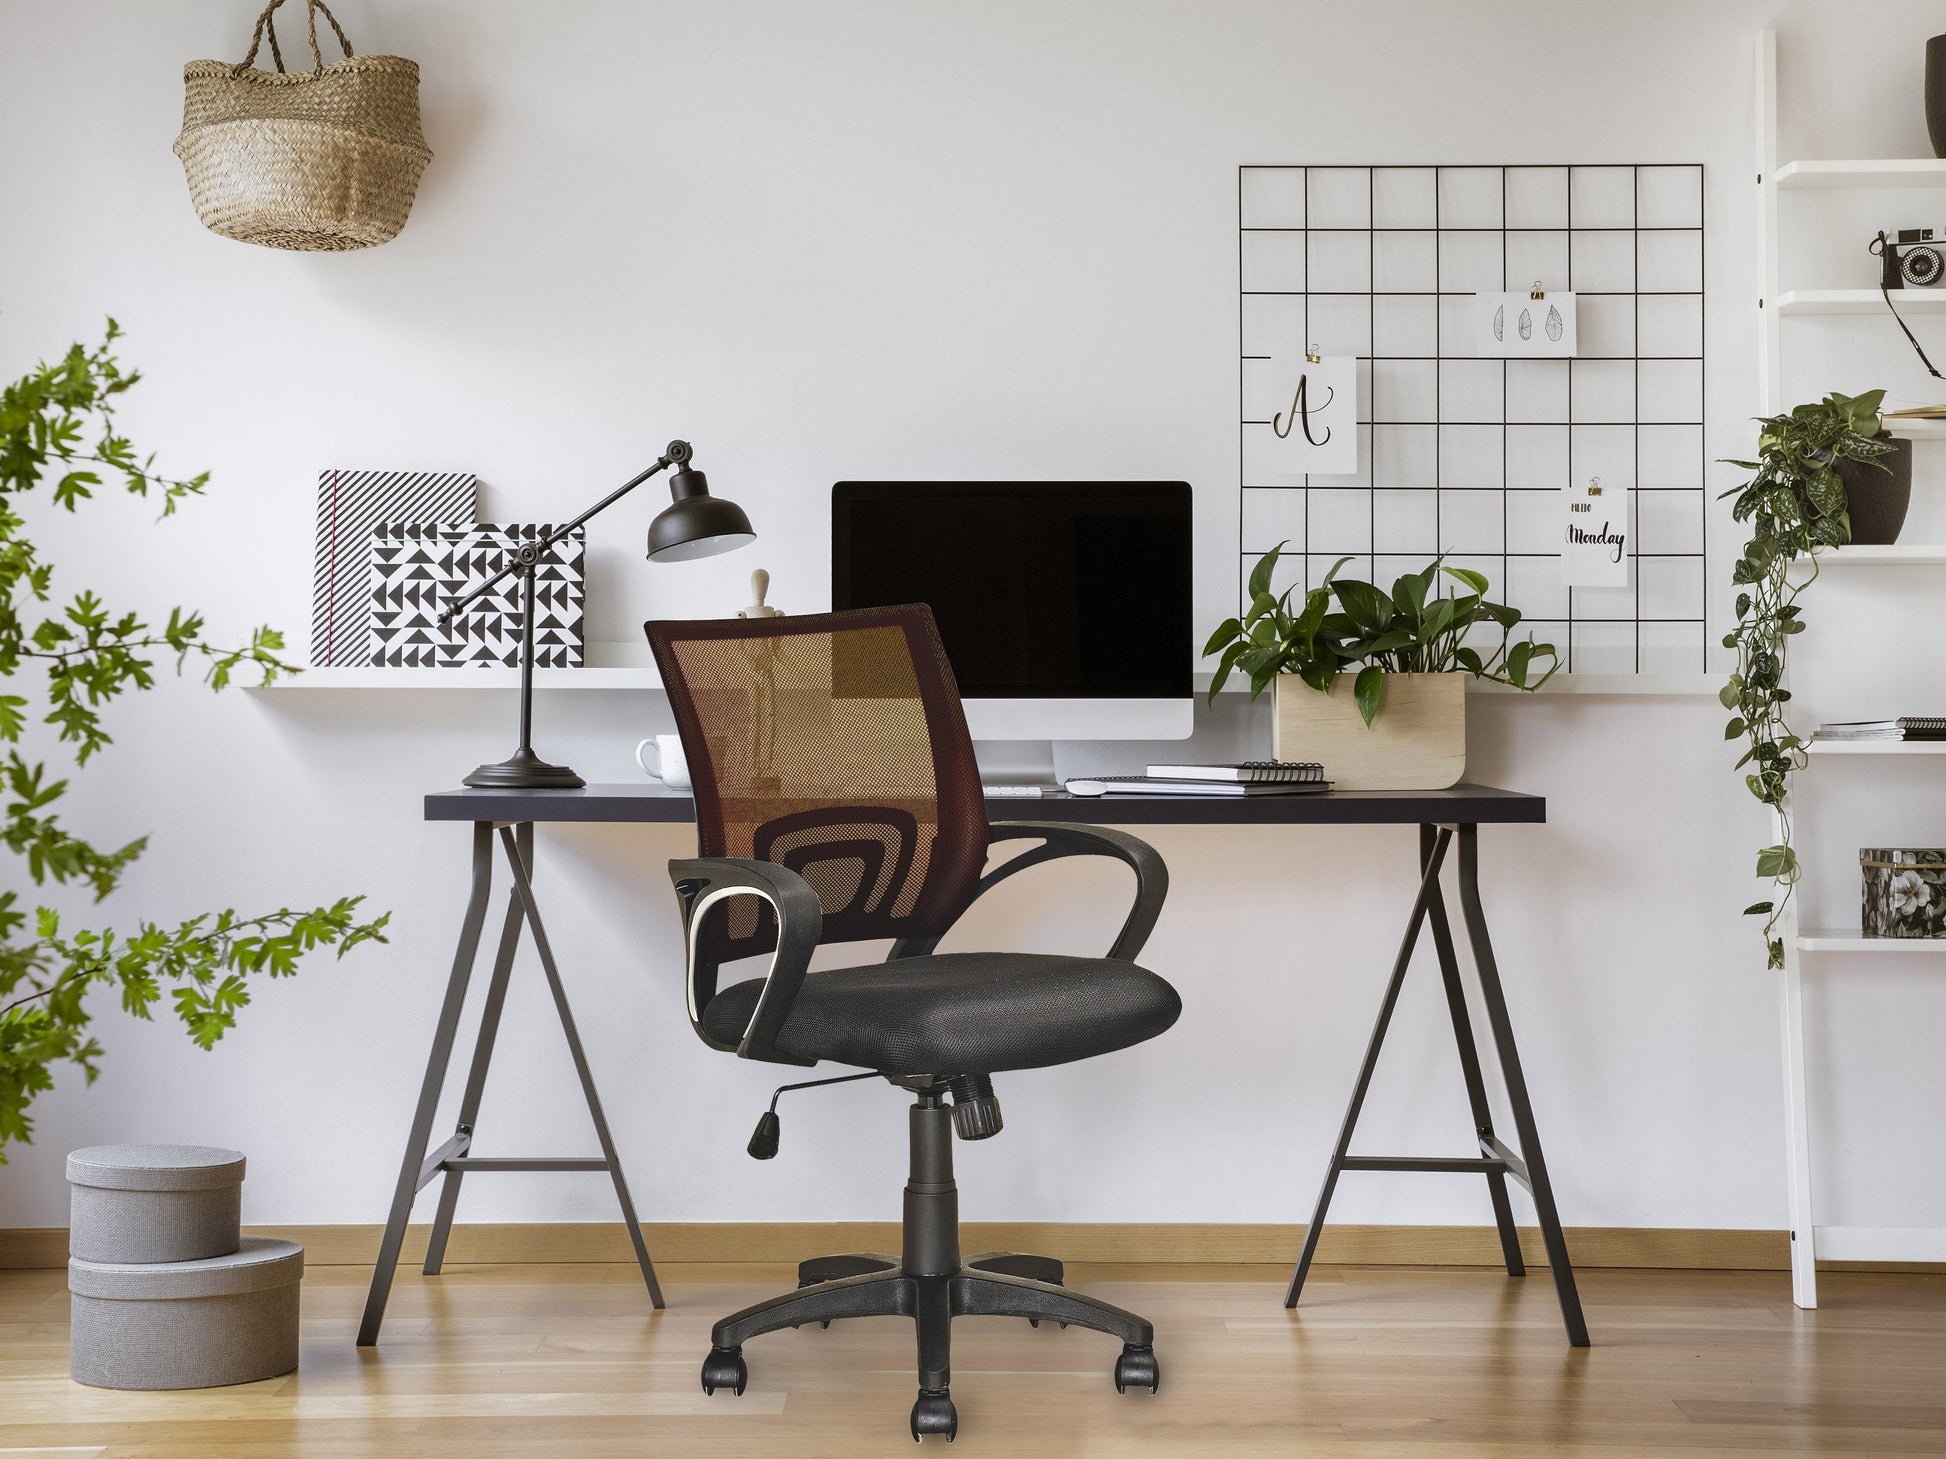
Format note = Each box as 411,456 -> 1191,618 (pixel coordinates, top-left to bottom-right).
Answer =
1722,389 -> 1900,969
1203,548 -> 1558,789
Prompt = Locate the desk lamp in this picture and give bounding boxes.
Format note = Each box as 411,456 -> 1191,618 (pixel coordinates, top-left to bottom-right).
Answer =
440,440 -> 754,789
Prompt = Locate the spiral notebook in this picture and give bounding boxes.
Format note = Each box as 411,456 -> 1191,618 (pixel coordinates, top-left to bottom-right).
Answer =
1813,718 -> 1946,742
1065,775 -> 1331,797
1143,760 -> 1325,783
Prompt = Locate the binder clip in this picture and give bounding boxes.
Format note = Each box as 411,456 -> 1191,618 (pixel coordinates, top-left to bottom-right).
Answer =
1586,476 -> 1602,496
1529,281 -> 1546,300
1305,343 -> 1322,364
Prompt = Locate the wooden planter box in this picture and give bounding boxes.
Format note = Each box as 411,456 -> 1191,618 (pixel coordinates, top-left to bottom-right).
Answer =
1271,672 -> 1466,790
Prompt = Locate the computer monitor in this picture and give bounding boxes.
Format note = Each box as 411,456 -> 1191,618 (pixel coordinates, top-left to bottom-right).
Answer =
831,482 -> 1193,779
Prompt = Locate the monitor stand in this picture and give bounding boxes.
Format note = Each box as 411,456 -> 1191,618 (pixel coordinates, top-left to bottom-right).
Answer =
973,740 -> 1060,796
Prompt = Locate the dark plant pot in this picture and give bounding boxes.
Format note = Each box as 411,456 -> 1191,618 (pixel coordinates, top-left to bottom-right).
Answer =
1929,36 -> 1946,157
1835,434 -> 1913,545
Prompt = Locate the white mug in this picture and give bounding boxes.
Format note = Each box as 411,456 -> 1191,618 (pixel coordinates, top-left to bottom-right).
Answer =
636,734 -> 692,791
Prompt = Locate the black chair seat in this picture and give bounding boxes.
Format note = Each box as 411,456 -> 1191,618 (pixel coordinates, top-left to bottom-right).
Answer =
699,952 -> 1181,1075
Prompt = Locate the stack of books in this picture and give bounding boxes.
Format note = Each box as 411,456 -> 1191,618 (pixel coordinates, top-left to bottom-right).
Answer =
1065,761 -> 1329,797
1813,717 -> 1946,743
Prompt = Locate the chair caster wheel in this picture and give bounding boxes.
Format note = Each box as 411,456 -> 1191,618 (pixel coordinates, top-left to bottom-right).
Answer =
910,1388 -> 957,1441
1114,1344 -> 1160,1394
700,1346 -> 747,1396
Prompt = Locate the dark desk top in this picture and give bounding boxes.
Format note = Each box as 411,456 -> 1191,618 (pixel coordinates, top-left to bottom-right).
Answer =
426,783 -> 1544,826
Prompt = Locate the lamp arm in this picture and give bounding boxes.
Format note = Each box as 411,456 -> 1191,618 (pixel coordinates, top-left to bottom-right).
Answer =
437,442 -> 689,625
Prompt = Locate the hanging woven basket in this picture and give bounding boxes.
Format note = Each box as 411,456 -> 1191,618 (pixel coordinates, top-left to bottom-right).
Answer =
174,0 -> 432,252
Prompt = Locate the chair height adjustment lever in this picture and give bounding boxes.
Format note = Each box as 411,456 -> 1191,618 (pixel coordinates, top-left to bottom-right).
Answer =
747,1071 -> 883,1159
948,1074 -> 1003,1141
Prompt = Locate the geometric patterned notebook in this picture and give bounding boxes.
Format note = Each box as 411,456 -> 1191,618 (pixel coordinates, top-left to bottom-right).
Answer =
366,522 -> 586,668
312,469 -> 477,666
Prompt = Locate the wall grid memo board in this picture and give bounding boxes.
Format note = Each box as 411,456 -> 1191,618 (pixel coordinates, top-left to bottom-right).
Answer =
1238,164 -> 1707,673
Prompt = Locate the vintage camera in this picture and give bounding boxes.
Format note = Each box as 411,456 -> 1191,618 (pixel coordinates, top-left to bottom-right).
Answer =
1873,227 -> 1946,288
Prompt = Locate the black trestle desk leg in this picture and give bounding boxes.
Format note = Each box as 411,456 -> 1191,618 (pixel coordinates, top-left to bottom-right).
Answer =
359,822 -> 495,1346
1456,824 -> 1589,1348
1422,824 -> 1525,1279
422,839 -> 529,1277
500,825 -> 665,1307
1285,826 -> 1452,1308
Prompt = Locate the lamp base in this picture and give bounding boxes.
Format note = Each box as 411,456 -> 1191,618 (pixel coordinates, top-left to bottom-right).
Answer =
462,748 -> 586,790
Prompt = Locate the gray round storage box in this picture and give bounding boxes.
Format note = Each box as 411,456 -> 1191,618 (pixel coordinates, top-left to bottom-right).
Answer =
69,1237 -> 302,1390
67,1144 -> 245,1265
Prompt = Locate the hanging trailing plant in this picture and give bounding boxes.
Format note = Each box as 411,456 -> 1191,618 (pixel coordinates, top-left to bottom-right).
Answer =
1721,389 -> 1894,970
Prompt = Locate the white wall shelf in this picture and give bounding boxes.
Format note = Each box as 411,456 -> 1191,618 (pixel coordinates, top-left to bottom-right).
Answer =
1797,544 -> 1946,567
252,666 -> 661,691
1469,674 -> 1719,696
1806,740 -> 1946,756
1774,158 -> 1946,189
256,668 -> 1726,696
1774,288 -> 1946,315
1882,417 -> 1946,438
1798,929 -> 1946,954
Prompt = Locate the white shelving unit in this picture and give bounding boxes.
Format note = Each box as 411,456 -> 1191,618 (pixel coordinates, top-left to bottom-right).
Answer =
1805,739 -> 1946,756
1774,158 -> 1946,189
1796,928 -> 1946,953
246,644 -> 661,692
1801,543 -> 1946,564
1756,30 -> 1946,1309
254,666 -> 1725,696
255,665 -> 662,692
1776,288 -> 1946,315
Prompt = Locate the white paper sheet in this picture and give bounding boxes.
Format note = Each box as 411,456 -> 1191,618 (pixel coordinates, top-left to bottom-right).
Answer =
1561,477 -> 1630,586
1266,353 -> 1359,475
1475,291 -> 1577,358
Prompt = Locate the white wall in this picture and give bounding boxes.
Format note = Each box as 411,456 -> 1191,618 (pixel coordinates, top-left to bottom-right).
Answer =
2,0 -> 1943,1236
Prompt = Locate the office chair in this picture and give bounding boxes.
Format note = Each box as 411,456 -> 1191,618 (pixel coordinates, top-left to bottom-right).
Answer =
645,604 -> 1181,1442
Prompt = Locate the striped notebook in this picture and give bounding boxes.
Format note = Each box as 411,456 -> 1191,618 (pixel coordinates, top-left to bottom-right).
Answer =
312,469 -> 477,666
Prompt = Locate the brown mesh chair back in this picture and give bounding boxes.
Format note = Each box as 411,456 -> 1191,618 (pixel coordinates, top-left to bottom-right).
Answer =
645,605 -> 989,963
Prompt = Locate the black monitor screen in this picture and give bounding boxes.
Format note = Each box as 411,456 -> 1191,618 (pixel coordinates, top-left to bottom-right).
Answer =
831,482 -> 1192,698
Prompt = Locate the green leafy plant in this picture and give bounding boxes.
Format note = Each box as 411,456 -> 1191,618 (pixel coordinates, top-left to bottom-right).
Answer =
1721,389 -> 1894,970
1203,546 -> 1558,724
0,320 -> 390,1159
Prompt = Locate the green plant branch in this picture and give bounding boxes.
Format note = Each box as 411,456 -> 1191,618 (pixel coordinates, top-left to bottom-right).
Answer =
0,318 -> 385,1159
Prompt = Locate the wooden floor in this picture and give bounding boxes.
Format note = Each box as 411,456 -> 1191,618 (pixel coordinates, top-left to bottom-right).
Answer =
3,1260 -> 1945,1456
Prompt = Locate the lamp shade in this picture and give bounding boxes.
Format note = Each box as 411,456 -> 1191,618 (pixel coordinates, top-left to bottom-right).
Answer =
647,467 -> 756,562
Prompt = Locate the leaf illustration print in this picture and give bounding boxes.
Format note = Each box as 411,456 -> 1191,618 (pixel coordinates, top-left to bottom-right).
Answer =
1545,304 -> 1563,342
1518,308 -> 1532,341
1493,304 -> 1505,342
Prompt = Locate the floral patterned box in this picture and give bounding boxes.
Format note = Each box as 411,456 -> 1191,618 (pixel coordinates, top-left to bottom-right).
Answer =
1861,849 -> 1946,938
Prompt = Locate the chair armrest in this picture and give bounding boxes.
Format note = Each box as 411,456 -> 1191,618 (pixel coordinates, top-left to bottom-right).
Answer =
668,857 -> 822,1066
888,822 -> 1169,964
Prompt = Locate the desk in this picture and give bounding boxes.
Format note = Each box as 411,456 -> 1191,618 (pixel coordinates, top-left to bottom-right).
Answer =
359,782 -> 1587,1348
